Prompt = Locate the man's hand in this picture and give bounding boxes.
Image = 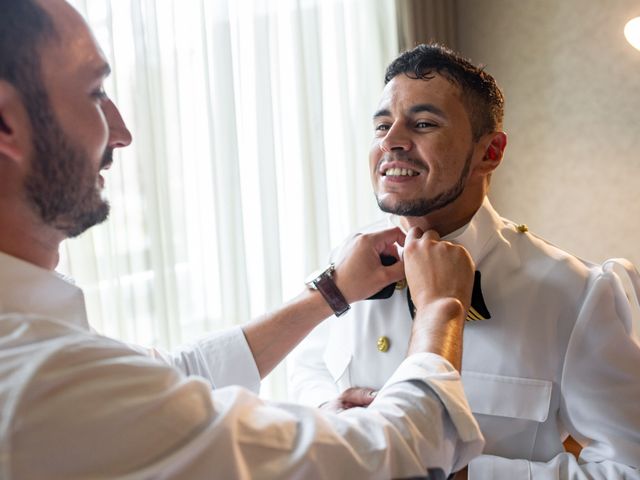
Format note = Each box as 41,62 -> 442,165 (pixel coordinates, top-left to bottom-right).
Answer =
320,387 -> 377,413
404,228 -> 474,313
404,228 -> 475,370
332,228 -> 406,304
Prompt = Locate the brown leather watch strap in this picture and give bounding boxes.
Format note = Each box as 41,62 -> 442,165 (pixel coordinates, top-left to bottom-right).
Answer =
313,270 -> 350,317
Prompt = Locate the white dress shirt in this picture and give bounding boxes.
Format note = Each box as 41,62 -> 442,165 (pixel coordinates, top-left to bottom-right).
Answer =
0,250 -> 484,479
288,197 -> 640,479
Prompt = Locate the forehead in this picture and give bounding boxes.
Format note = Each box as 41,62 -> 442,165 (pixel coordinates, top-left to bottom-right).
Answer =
37,0 -> 108,85
377,73 -> 466,116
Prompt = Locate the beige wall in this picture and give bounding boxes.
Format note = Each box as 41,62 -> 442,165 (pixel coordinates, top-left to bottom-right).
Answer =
456,0 -> 640,266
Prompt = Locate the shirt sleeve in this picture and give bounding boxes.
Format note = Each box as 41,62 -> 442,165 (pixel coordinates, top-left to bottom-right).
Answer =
134,326 -> 261,393
468,267 -> 640,479
10,340 -> 483,480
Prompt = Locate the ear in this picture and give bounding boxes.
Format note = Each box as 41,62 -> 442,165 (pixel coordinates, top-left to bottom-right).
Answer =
471,131 -> 507,177
0,80 -> 30,164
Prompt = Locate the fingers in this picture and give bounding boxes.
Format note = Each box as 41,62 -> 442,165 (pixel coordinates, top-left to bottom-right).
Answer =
369,227 -> 406,252
339,387 -> 378,407
402,225 -> 475,313
319,387 -> 379,414
332,227 -> 407,303
405,226 -> 423,242
384,257 -> 406,283
370,229 -> 406,283
406,227 -> 440,242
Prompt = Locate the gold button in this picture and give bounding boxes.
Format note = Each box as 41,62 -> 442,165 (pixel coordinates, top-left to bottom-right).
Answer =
516,224 -> 529,233
395,279 -> 407,290
377,336 -> 390,352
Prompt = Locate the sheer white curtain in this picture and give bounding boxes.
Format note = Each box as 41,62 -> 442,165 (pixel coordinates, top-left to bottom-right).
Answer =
61,0 -> 398,399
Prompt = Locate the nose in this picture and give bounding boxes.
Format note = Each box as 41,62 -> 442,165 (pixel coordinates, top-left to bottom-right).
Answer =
103,99 -> 132,149
379,123 -> 412,153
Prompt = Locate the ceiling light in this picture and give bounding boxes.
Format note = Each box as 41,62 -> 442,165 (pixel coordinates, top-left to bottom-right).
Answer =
624,16 -> 640,51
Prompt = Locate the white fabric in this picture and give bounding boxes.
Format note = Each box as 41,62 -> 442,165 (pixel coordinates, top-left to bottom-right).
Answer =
288,197 -> 640,479
601,257 -> 640,344
62,0 -> 399,401
0,251 -> 484,479
0,251 -> 260,393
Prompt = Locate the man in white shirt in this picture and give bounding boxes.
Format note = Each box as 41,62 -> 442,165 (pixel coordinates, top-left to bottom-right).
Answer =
289,44 -> 640,479
0,1 -> 485,478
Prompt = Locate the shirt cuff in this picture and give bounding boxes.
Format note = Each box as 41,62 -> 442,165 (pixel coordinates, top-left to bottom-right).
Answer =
196,326 -> 261,394
469,455 -> 530,480
383,352 -> 482,444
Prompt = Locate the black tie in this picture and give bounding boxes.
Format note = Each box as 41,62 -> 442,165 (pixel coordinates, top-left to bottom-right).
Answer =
407,271 -> 491,321
367,255 -> 491,322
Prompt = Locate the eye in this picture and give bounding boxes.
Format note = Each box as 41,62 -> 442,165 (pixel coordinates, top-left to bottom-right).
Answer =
416,120 -> 437,129
374,123 -> 390,132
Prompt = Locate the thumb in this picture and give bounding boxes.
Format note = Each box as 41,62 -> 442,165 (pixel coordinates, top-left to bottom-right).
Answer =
422,229 -> 441,241
384,257 -> 405,283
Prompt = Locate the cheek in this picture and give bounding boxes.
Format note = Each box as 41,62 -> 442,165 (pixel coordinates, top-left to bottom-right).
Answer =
59,103 -> 109,160
95,111 -> 109,151
369,154 -> 387,190
369,142 -> 381,170
80,107 -> 109,160
421,139 -> 466,168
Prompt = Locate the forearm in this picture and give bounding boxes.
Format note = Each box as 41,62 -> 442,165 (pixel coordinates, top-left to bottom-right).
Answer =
242,288 -> 333,378
407,297 -> 465,370
243,227 -> 406,379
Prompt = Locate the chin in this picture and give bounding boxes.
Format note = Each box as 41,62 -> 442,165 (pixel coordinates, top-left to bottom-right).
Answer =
60,200 -> 111,238
377,197 -> 412,215
376,195 -> 447,218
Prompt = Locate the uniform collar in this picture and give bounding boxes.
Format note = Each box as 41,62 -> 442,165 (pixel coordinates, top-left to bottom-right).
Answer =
389,196 -> 503,265
445,197 -> 503,265
0,250 -> 89,330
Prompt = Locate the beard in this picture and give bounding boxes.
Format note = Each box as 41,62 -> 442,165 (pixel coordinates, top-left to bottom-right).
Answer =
376,148 -> 473,217
23,96 -> 111,238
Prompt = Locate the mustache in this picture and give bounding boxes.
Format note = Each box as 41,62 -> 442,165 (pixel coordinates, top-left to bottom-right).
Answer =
100,148 -> 114,169
377,151 -> 426,170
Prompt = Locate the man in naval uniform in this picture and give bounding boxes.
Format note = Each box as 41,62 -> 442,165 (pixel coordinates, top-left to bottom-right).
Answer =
288,44 -> 640,479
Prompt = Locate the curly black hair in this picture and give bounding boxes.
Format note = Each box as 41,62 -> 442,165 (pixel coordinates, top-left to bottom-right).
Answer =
385,44 -> 504,140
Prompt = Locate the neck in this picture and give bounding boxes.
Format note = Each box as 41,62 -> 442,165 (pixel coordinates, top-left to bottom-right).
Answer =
400,191 -> 485,237
0,203 -> 63,270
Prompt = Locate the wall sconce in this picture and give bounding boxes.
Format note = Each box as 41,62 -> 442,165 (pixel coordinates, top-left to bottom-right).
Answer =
624,16 -> 640,51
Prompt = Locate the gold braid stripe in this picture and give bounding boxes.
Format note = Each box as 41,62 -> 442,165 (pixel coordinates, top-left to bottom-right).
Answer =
466,306 -> 486,322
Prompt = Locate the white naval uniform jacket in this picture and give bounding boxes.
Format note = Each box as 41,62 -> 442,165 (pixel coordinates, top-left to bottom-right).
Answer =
288,197 -> 640,479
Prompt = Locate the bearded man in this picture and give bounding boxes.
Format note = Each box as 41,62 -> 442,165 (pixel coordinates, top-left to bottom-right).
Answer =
0,2 -> 486,478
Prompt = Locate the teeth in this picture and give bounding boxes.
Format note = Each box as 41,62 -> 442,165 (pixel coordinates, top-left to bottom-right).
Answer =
385,167 -> 417,177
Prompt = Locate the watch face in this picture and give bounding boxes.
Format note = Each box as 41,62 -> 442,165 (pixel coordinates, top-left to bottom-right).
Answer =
304,264 -> 335,285
304,268 -> 326,285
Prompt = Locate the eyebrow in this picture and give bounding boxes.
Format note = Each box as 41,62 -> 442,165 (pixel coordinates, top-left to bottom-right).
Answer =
373,103 -> 447,120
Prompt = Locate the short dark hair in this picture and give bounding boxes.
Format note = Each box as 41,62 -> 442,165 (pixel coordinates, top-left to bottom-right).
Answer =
0,0 -> 57,121
384,44 -> 504,140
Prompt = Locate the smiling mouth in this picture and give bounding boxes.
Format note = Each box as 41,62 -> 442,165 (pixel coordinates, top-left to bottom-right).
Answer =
382,167 -> 420,177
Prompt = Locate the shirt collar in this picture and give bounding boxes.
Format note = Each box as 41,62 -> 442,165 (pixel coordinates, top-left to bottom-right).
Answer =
0,250 -> 89,330
388,196 -> 503,265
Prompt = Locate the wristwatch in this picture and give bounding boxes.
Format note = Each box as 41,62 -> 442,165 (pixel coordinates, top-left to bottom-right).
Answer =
305,264 -> 350,317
